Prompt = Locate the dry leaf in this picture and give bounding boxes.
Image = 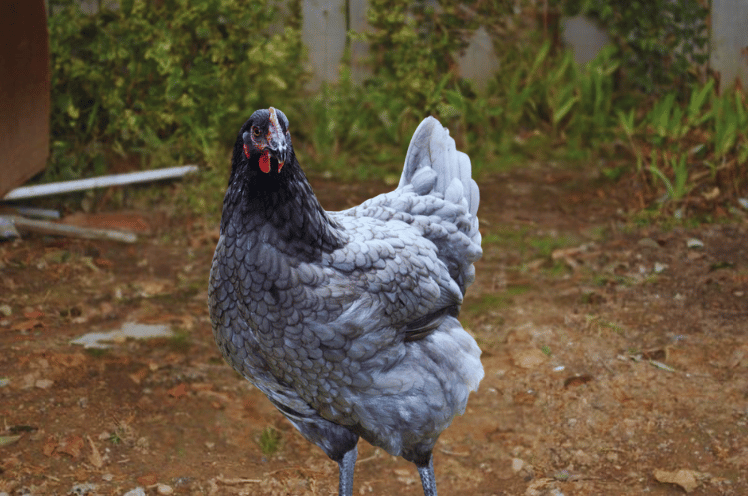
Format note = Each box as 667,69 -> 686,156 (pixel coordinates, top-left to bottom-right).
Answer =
167,383 -> 189,399
0,435 -> 22,447
42,436 -> 58,457
11,319 -> 44,331
129,368 -> 149,385
728,449 -> 748,467
654,468 -> 699,493
58,434 -> 85,458
563,374 -> 594,388
138,473 -> 158,486
87,435 -> 103,469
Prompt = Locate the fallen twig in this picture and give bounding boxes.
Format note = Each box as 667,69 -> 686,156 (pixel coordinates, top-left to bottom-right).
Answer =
214,475 -> 261,485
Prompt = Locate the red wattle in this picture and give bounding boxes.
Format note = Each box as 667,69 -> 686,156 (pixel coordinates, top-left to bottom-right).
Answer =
259,151 -> 271,173
243,143 -> 251,159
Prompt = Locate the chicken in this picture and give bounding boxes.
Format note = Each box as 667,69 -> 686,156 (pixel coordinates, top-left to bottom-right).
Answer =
209,107 -> 483,496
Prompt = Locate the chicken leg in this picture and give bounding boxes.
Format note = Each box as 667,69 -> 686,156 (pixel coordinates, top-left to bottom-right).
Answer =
338,445 -> 358,496
417,456 -> 437,496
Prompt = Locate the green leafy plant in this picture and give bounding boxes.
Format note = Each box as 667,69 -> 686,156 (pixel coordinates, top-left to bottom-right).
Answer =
48,0 -> 306,180
648,150 -> 691,201
686,79 -> 715,127
565,0 -> 709,95
616,78 -> 747,209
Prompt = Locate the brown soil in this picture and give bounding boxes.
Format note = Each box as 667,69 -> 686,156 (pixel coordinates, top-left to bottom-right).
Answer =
1,166 -> 746,495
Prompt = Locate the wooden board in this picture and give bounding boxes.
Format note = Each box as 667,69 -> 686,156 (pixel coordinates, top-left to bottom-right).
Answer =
0,1 -> 50,198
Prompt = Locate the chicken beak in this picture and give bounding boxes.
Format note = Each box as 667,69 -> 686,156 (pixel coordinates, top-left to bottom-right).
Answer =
267,107 -> 287,172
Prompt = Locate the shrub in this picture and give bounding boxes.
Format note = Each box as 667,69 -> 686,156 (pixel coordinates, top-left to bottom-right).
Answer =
48,0 -> 306,180
564,0 -> 709,95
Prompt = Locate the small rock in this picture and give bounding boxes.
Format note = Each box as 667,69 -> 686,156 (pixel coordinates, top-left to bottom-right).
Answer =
686,238 -> 704,249
173,477 -> 193,487
156,484 -> 174,495
573,449 -> 593,466
21,373 -> 37,389
512,349 -> 547,369
122,488 -> 146,496
69,483 -> 97,495
511,458 -> 524,472
738,198 -> 748,210
637,237 -> 660,249
101,473 -> 114,482
654,468 -> 699,493
0,304 -> 11,317
653,262 -> 667,273
35,379 -> 54,389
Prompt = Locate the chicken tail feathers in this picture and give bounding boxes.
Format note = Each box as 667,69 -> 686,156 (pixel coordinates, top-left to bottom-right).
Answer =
394,117 -> 482,293
399,117 -> 479,218
399,116 -> 480,241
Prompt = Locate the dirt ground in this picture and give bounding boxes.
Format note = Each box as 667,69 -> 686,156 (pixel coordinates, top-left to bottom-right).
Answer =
1,165 -> 747,496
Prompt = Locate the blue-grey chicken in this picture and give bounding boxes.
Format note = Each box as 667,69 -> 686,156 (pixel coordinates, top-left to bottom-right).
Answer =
209,107 -> 483,496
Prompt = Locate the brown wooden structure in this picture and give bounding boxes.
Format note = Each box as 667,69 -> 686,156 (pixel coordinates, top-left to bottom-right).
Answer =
0,1 -> 50,198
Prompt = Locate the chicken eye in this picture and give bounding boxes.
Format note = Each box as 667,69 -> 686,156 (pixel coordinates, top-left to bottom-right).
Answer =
252,127 -> 262,138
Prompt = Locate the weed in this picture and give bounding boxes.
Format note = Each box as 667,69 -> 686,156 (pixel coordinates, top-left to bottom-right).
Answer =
463,293 -> 513,318
258,427 -> 282,456
648,150 -> 691,201
527,233 -> 580,259
84,348 -> 109,358
505,285 -> 532,296
543,260 -> 572,277
168,331 -> 192,353
585,315 -> 624,336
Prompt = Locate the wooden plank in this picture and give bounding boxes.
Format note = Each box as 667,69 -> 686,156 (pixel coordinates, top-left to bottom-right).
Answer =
3,165 -> 198,200
5,215 -> 138,243
0,1 -> 50,198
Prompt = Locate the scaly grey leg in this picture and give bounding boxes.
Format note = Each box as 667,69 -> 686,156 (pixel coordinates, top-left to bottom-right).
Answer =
417,456 -> 437,496
337,444 -> 358,496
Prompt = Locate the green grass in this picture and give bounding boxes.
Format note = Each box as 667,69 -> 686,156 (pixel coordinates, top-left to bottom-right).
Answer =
258,427 -> 282,456
84,348 -> 109,358
167,331 -> 192,353
505,285 -> 532,296
463,293 -> 513,318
